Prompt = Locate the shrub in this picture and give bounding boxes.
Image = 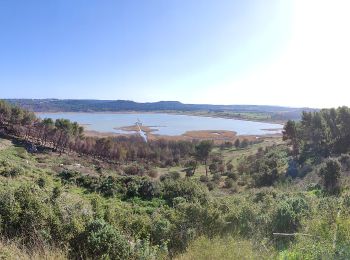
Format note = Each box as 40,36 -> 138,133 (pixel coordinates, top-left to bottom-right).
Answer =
51,186 -> 62,201
319,159 -> 341,195
209,163 -> 217,174
37,177 -> 46,188
98,176 -> 124,197
162,179 -> 208,204
226,163 -> 234,173
0,160 -> 25,178
252,187 -> 277,203
286,159 -> 299,178
133,238 -> 168,260
240,139 -> 249,148
253,168 -> 280,187
76,175 -> 99,190
226,171 -> 238,181
212,173 -> 221,182
272,196 -> 309,246
207,182 -> 215,191
160,171 -> 181,182
138,180 -> 161,200
59,169 -> 79,183
199,175 -> 209,182
339,154 -> 350,171
124,164 -> 144,176
224,178 -> 234,188
184,167 -> 195,177
148,169 -> 159,178
71,219 -> 130,259
0,185 -> 53,244
1,165 -> 25,177
151,217 -> 171,245
225,201 -> 257,237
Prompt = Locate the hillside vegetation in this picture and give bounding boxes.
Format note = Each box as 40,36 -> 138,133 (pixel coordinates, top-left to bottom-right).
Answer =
0,100 -> 349,259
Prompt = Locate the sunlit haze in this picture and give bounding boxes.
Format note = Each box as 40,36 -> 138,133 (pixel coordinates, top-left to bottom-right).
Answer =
1,0 -> 349,108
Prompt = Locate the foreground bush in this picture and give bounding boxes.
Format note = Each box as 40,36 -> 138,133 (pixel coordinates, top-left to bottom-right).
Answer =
71,219 -> 130,259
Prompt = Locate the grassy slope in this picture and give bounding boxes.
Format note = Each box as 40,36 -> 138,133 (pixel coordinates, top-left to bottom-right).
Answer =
0,136 -> 283,258
3,136 -> 348,259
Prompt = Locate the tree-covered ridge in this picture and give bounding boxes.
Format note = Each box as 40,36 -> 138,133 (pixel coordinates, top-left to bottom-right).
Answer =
6,98 -> 316,121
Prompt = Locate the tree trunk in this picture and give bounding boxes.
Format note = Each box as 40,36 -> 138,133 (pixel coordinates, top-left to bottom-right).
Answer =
205,159 -> 208,177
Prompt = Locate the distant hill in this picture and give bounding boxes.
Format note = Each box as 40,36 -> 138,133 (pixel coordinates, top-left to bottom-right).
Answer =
5,99 -> 317,121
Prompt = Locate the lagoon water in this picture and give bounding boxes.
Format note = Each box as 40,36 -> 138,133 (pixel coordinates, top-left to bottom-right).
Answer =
37,113 -> 283,136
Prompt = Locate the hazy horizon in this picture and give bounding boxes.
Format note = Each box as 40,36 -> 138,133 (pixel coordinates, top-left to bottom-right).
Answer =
1,0 -> 350,108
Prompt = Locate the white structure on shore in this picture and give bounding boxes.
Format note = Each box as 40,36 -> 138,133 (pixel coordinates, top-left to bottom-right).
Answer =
136,119 -> 147,142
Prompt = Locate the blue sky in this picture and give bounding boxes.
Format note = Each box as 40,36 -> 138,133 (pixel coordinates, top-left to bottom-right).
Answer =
1,1 -> 349,107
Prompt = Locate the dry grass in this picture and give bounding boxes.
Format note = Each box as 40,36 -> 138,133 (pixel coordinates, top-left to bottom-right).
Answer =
116,125 -> 157,133
0,240 -> 67,260
0,138 -> 12,151
149,130 -> 250,143
183,130 -> 236,140
84,130 -> 123,137
175,236 -> 274,260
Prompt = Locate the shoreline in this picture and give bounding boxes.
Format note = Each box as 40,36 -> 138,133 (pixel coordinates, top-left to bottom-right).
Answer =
85,128 -> 282,143
35,110 -> 286,125
36,111 -> 283,141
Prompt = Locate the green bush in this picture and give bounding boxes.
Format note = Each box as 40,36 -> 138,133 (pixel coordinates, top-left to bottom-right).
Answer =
0,160 -> 25,177
206,182 -> 215,191
162,179 -> 208,205
160,171 -> 181,182
2,165 -> 25,177
199,175 -> 209,182
0,185 -> 53,244
124,164 -> 144,176
59,169 -> 80,184
225,201 -> 257,237
138,180 -> 161,200
319,159 -> 341,195
339,154 -> 350,171
272,196 -> 309,247
98,176 -> 124,197
226,171 -> 238,181
151,217 -> 171,245
224,178 -> 234,188
212,173 -> 221,182
71,219 -> 130,259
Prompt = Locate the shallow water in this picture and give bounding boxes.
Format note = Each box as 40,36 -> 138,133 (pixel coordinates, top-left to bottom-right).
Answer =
37,112 -> 283,136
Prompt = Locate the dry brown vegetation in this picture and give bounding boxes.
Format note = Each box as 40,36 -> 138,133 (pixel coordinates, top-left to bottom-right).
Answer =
116,125 -> 158,133
87,126 -> 271,144
0,240 -> 66,260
